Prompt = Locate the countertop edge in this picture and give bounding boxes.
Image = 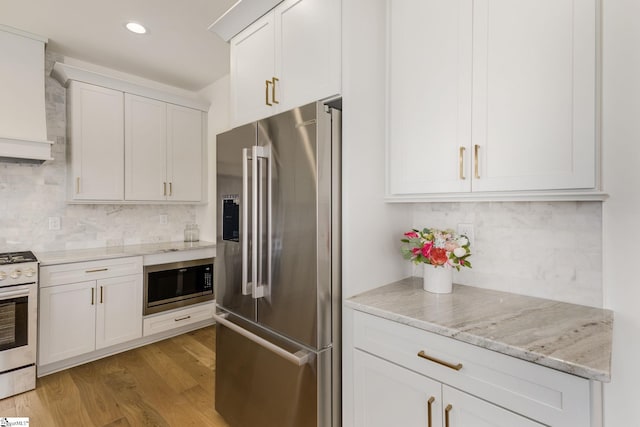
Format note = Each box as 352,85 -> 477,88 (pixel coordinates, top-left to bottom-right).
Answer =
345,298 -> 611,383
36,241 -> 216,266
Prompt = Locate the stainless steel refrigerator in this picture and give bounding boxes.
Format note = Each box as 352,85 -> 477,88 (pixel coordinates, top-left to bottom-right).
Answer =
214,100 -> 341,427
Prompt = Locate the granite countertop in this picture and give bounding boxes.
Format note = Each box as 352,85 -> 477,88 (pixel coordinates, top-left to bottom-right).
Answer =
345,277 -> 613,382
35,241 -> 216,266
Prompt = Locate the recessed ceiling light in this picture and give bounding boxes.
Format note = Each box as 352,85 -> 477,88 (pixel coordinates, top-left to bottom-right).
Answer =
125,22 -> 147,35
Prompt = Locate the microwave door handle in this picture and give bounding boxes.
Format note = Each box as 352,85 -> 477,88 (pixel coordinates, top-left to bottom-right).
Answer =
241,148 -> 252,296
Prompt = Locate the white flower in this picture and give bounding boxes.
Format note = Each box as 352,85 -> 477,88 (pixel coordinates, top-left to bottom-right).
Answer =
457,237 -> 469,246
453,247 -> 466,258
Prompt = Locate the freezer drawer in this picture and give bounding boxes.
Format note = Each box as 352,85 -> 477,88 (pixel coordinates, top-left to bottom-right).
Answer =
215,315 -> 332,427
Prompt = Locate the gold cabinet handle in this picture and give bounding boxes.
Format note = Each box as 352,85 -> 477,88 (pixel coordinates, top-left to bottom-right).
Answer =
445,404 -> 453,427
76,177 -> 80,194
100,286 -> 104,304
91,287 -> 94,305
163,182 -> 167,196
85,268 -> 108,273
427,396 -> 435,427
265,80 -> 273,106
459,147 -> 466,180
474,144 -> 480,179
417,351 -> 463,371
169,182 -> 173,197
271,77 -> 279,104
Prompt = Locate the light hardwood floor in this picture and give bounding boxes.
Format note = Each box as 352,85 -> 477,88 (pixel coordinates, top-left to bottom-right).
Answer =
0,326 -> 230,427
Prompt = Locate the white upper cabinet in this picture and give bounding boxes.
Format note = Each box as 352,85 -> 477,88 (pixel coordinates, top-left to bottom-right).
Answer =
51,62 -> 208,204
230,0 -> 341,126
166,104 -> 204,202
387,0 -> 598,199
387,0 -> 473,195
67,81 -> 124,201
125,94 -> 167,201
276,0 -> 341,111
125,94 -> 204,202
230,13 -> 277,129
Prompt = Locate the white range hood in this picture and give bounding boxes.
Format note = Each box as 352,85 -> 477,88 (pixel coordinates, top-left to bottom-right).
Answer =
0,25 -> 53,163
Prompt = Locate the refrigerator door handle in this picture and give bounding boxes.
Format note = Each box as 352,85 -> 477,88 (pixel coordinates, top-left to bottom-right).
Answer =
251,144 -> 271,299
241,148 -> 252,296
213,312 -> 312,366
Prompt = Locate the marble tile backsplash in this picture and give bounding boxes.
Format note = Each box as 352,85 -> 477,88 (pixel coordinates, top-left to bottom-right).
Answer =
0,51 -> 197,252
411,201 -> 602,307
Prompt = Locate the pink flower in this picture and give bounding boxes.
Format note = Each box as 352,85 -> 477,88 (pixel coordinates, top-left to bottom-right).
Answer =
421,241 -> 433,258
429,248 -> 448,265
411,247 -> 421,256
404,231 -> 419,239
444,241 -> 459,251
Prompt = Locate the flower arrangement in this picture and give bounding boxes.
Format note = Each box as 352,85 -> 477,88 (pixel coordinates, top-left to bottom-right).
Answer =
401,228 -> 472,270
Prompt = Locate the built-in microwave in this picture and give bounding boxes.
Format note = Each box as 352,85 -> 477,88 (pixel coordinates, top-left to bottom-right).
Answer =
144,258 -> 214,315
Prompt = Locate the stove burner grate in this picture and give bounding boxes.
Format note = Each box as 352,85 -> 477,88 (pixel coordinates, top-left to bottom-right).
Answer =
0,251 -> 38,265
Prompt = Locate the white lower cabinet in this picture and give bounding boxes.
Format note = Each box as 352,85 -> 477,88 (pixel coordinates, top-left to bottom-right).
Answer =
354,350 -> 541,427
442,386 -> 542,427
95,275 -> 143,349
38,258 -> 143,366
351,310 -> 596,427
39,281 -> 96,364
142,301 -> 215,337
354,349 -> 443,427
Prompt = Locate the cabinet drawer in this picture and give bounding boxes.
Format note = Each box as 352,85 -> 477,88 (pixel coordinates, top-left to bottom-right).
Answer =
353,311 -> 591,427
143,302 -> 215,336
40,256 -> 143,287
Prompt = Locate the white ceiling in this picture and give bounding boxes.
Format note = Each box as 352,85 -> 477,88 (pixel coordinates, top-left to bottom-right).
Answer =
0,0 -> 237,92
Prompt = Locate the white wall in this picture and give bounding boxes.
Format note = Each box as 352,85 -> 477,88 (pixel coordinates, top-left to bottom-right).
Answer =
196,74 -> 231,243
602,0 -> 640,424
341,1 -> 410,300
341,0 -> 411,424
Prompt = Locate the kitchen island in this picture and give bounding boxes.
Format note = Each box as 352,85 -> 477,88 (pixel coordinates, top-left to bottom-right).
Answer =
345,277 -> 612,426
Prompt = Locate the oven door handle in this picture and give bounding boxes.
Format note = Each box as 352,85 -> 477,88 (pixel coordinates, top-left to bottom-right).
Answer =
0,287 -> 30,300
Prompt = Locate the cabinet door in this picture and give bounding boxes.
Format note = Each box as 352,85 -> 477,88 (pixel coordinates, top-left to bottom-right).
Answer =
166,104 -> 203,202
95,274 -> 142,349
387,0 -> 473,195
39,281 -> 96,365
471,0 -> 596,192
354,350 -> 443,427
68,82 -> 124,200
230,12 -> 277,126
442,386 -> 544,427
125,93 -> 167,200
276,0 -> 341,111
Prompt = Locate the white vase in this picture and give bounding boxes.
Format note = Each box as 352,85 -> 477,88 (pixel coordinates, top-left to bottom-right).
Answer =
423,263 -> 453,294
